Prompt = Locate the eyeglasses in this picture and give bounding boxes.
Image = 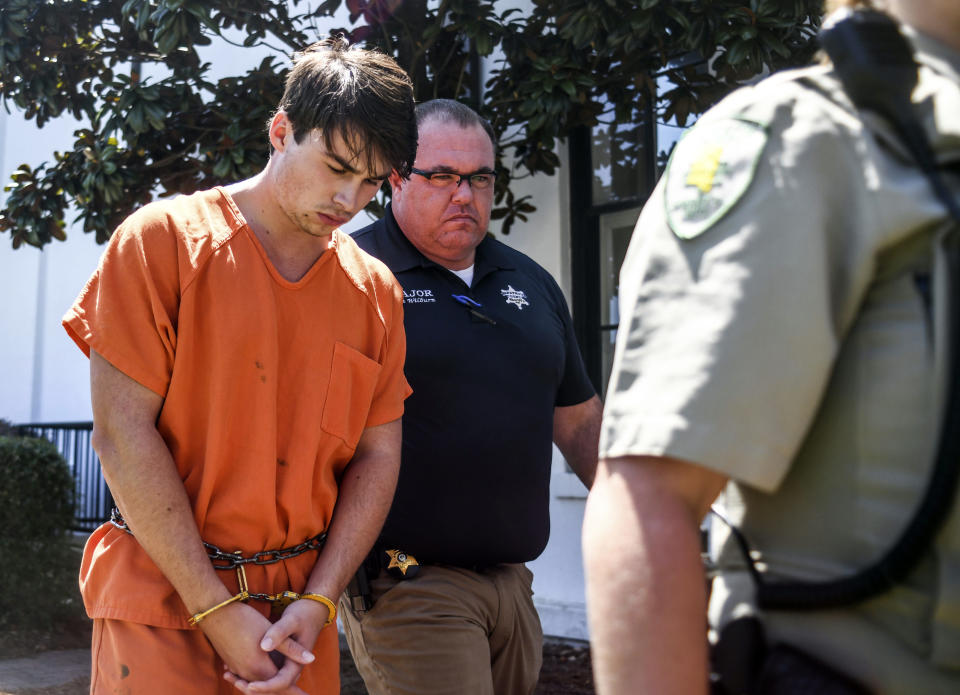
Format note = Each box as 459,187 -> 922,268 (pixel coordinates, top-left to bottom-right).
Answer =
410,168 -> 497,190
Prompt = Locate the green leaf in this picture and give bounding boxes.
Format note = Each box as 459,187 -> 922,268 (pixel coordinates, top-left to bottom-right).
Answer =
127,105 -> 145,133
725,40 -> 750,66
213,157 -> 231,178
475,33 -> 493,56
760,31 -> 791,58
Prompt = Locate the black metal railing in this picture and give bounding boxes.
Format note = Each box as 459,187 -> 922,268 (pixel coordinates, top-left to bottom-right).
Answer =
17,421 -> 111,532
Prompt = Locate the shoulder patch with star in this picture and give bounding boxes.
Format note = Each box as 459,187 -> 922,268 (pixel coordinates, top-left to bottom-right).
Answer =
664,118 -> 768,240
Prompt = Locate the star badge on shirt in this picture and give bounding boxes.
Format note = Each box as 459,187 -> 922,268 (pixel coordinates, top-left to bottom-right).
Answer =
384,548 -> 420,579
665,117 -> 768,240
500,285 -> 529,310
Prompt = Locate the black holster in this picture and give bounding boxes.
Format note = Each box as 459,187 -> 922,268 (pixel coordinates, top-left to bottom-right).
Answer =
345,554 -> 377,613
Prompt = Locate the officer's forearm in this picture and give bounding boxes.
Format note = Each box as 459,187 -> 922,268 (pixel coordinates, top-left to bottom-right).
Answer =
553,394 -> 602,488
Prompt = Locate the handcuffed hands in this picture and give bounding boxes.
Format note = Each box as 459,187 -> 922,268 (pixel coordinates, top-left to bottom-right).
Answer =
222,597 -> 331,694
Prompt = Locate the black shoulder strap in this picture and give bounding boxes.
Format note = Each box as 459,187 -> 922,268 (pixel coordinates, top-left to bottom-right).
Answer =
821,9 -> 960,220
731,9 -> 960,611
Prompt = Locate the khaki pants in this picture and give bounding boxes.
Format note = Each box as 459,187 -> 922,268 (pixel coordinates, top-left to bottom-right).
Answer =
89,616 -> 340,694
340,563 -> 543,695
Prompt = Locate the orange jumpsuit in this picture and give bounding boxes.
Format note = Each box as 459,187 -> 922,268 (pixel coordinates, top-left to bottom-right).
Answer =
63,187 -> 410,693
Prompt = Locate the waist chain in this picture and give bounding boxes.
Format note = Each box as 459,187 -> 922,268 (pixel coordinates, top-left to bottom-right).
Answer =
110,507 -> 327,569
110,507 -> 337,616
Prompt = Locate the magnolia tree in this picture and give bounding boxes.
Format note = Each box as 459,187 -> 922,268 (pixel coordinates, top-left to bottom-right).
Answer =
0,0 -> 822,248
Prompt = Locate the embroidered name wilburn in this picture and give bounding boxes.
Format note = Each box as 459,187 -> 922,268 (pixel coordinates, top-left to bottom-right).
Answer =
403,289 -> 436,303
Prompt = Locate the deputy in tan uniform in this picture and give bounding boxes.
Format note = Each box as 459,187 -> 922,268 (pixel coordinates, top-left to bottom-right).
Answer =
582,1 -> 960,694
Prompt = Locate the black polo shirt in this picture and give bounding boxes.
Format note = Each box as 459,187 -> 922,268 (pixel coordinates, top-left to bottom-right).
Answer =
352,206 -> 595,567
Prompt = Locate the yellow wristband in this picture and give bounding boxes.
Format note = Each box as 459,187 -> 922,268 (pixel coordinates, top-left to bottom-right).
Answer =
298,593 -> 337,628
187,589 -> 249,627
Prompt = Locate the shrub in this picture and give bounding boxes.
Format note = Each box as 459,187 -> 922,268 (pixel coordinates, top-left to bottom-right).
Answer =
0,434 -> 80,629
0,417 -> 24,437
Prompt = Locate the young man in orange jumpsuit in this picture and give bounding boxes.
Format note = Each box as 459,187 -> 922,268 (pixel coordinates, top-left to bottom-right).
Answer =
63,37 -> 417,694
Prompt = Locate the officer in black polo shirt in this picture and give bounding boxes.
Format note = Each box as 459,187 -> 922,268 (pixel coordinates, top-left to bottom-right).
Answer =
340,99 -> 602,695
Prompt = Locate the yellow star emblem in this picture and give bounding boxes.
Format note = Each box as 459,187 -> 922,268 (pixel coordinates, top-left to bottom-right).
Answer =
685,144 -> 724,193
385,549 -> 419,576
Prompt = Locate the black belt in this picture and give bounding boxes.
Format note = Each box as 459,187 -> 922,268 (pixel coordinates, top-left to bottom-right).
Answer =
365,545 -> 496,577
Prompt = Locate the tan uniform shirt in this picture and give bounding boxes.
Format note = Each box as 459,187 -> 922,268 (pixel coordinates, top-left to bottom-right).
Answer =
600,29 -> 960,694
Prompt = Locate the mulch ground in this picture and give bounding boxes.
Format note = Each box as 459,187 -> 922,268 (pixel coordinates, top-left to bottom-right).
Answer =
339,637 -> 595,694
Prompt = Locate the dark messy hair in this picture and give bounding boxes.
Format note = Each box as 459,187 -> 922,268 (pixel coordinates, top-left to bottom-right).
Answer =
415,99 -> 498,155
273,35 -> 417,177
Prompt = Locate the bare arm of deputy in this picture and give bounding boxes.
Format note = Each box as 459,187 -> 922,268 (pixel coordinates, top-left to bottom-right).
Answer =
582,454 -> 727,695
553,394 -> 603,489
89,349 -> 301,684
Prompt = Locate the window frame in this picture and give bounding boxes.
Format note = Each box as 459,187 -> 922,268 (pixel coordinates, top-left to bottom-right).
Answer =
568,105 -> 657,394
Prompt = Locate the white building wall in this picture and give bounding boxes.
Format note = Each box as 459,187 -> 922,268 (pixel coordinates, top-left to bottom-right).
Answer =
36,234 -> 109,422
0,238 -> 42,424
0,22 -> 592,641
0,106 -> 105,425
